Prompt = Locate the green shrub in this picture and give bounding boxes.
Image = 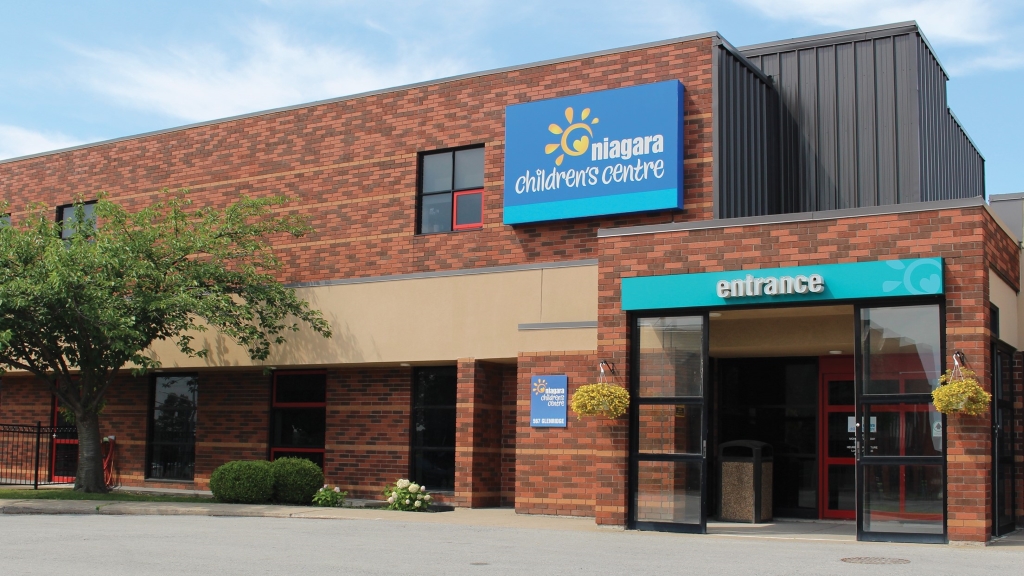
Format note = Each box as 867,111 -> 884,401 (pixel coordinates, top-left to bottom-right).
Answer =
270,457 -> 324,504
209,460 -> 274,504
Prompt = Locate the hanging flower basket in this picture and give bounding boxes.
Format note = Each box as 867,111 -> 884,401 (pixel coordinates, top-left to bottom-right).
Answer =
570,383 -> 630,419
932,367 -> 990,416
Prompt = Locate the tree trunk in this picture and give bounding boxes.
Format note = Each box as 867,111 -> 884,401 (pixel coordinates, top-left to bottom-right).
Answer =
74,410 -> 107,493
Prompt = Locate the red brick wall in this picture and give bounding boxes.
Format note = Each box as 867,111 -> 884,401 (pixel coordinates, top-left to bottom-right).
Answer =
324,367 -> 411,499
0,38 -> 715,286
0,376 -> 52,424
454,360 -> 512,507
0,376 -> 55,482
596,206 -> 1019,540
515,351 -> 628,522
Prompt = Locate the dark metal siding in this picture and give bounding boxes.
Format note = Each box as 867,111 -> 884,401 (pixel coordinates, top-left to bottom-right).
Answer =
736,28 -> 983,214
916,37 -> 985,201
715,43 -> 780,218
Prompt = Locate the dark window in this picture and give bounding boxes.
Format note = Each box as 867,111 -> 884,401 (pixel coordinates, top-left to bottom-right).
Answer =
57,202 -> 97,240
991,304 -> 1000,339
271,372 -> 326,468
411,367 -> 457,491
147,375 -> 198,481
419,147 -> 484,233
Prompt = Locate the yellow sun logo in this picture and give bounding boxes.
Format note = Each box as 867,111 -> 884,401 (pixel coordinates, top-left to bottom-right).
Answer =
545,107 -> 599,166
532,379 -> 547,395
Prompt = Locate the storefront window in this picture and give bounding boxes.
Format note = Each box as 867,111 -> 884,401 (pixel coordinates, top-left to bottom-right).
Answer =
271,372 -> 326,468
411,367 -> 457,491
147,375 -> 198,481
857,303 -> 944,540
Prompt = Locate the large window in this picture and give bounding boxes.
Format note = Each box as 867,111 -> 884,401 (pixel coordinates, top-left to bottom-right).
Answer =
147,375 -> 198,481
419,147 -> 484,233
57,202 -> 96,240
411,367 -> 457,491
271,372 -> 326,468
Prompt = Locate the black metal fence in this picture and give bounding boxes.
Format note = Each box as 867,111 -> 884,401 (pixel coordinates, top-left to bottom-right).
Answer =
0,422 -> 78,488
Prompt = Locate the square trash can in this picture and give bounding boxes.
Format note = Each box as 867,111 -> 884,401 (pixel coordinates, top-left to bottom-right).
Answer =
718,440 -> 773,523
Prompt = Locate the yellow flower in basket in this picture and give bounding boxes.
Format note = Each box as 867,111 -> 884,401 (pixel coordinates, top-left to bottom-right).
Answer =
932,368 -> 990,416
570,383 -> 630,419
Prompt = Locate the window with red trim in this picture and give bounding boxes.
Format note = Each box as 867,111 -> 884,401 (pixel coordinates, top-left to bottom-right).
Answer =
270,371 -> 326,469
419,146 -> 484,233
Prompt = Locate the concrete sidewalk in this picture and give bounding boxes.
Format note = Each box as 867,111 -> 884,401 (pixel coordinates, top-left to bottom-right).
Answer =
3,497 -> 1022,547
0,498 -> 607,532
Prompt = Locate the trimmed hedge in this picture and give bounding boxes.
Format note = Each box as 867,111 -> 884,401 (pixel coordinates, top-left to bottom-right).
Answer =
271,457 -> 324,505
209,460 -> 274,504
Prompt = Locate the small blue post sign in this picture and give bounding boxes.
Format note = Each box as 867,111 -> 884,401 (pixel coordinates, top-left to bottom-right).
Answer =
504,80 -> 684,225
530,375 -> 568,428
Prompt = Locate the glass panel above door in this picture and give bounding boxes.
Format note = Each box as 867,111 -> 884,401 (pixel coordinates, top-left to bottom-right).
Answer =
860,305 -> 941,396
637,316 -> 703,397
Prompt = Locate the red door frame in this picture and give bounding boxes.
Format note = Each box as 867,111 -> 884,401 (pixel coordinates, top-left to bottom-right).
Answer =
270,370 -> 327,464
819,355 -> 855,520
50,396 -> 78,483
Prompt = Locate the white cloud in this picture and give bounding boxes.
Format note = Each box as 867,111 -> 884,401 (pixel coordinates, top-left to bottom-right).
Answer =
0,124 -> 86,160
71,22 -> 468,123
735,0 -> 1000,45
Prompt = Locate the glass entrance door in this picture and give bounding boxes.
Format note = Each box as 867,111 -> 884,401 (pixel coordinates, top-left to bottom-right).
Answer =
993,343 -> 1017,537
856,304 -> 946,543
630,315 -> 708,532
821,373 -> 856,519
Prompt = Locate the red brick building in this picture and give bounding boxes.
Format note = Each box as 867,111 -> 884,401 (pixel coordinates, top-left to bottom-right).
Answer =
0,22 -> 1020,544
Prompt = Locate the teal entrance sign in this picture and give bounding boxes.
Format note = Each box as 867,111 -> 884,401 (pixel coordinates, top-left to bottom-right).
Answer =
621,258 -> 943,311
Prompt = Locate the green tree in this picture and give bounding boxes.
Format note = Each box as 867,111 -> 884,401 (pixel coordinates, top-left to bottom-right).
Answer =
0,191 -> 331,492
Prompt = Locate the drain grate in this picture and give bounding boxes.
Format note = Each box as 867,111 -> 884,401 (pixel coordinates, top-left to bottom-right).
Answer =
841,557 -> 911,565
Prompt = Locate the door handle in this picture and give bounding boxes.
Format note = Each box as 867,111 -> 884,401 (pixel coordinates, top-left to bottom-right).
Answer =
702,440 -> 706,458
854,421 -> 862,460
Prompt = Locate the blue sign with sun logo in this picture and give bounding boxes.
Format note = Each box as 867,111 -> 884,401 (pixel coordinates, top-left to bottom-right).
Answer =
530,375 -> 568,427
504,80 -> 684,225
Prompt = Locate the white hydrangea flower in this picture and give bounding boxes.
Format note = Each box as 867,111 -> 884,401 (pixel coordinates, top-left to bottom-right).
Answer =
392,491 -> 398,498
388,496 -> 395,504
396,479 -> 410,489
404,499 -> 410,505
414,501 -> 421,508
409,484 -> 419,494
334,487 -> 341,493
424,494 -> 432,501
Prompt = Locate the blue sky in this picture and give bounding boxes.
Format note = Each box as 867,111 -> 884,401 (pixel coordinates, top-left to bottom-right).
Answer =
2,1 -> 1021,194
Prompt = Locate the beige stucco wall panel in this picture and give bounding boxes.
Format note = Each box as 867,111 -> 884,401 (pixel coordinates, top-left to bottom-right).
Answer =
146,265 -> 598,368
989,267 -> 1019,348
539,266 -> 599,323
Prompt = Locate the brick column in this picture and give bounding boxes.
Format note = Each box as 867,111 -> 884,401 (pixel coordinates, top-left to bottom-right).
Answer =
945,250 -> 993,543
454,359 -> 504,507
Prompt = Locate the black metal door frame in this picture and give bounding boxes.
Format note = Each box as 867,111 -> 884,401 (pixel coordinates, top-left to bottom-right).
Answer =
853,299 -> 947,544
992,340 -> 1017,537
628,311 -> 709,533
